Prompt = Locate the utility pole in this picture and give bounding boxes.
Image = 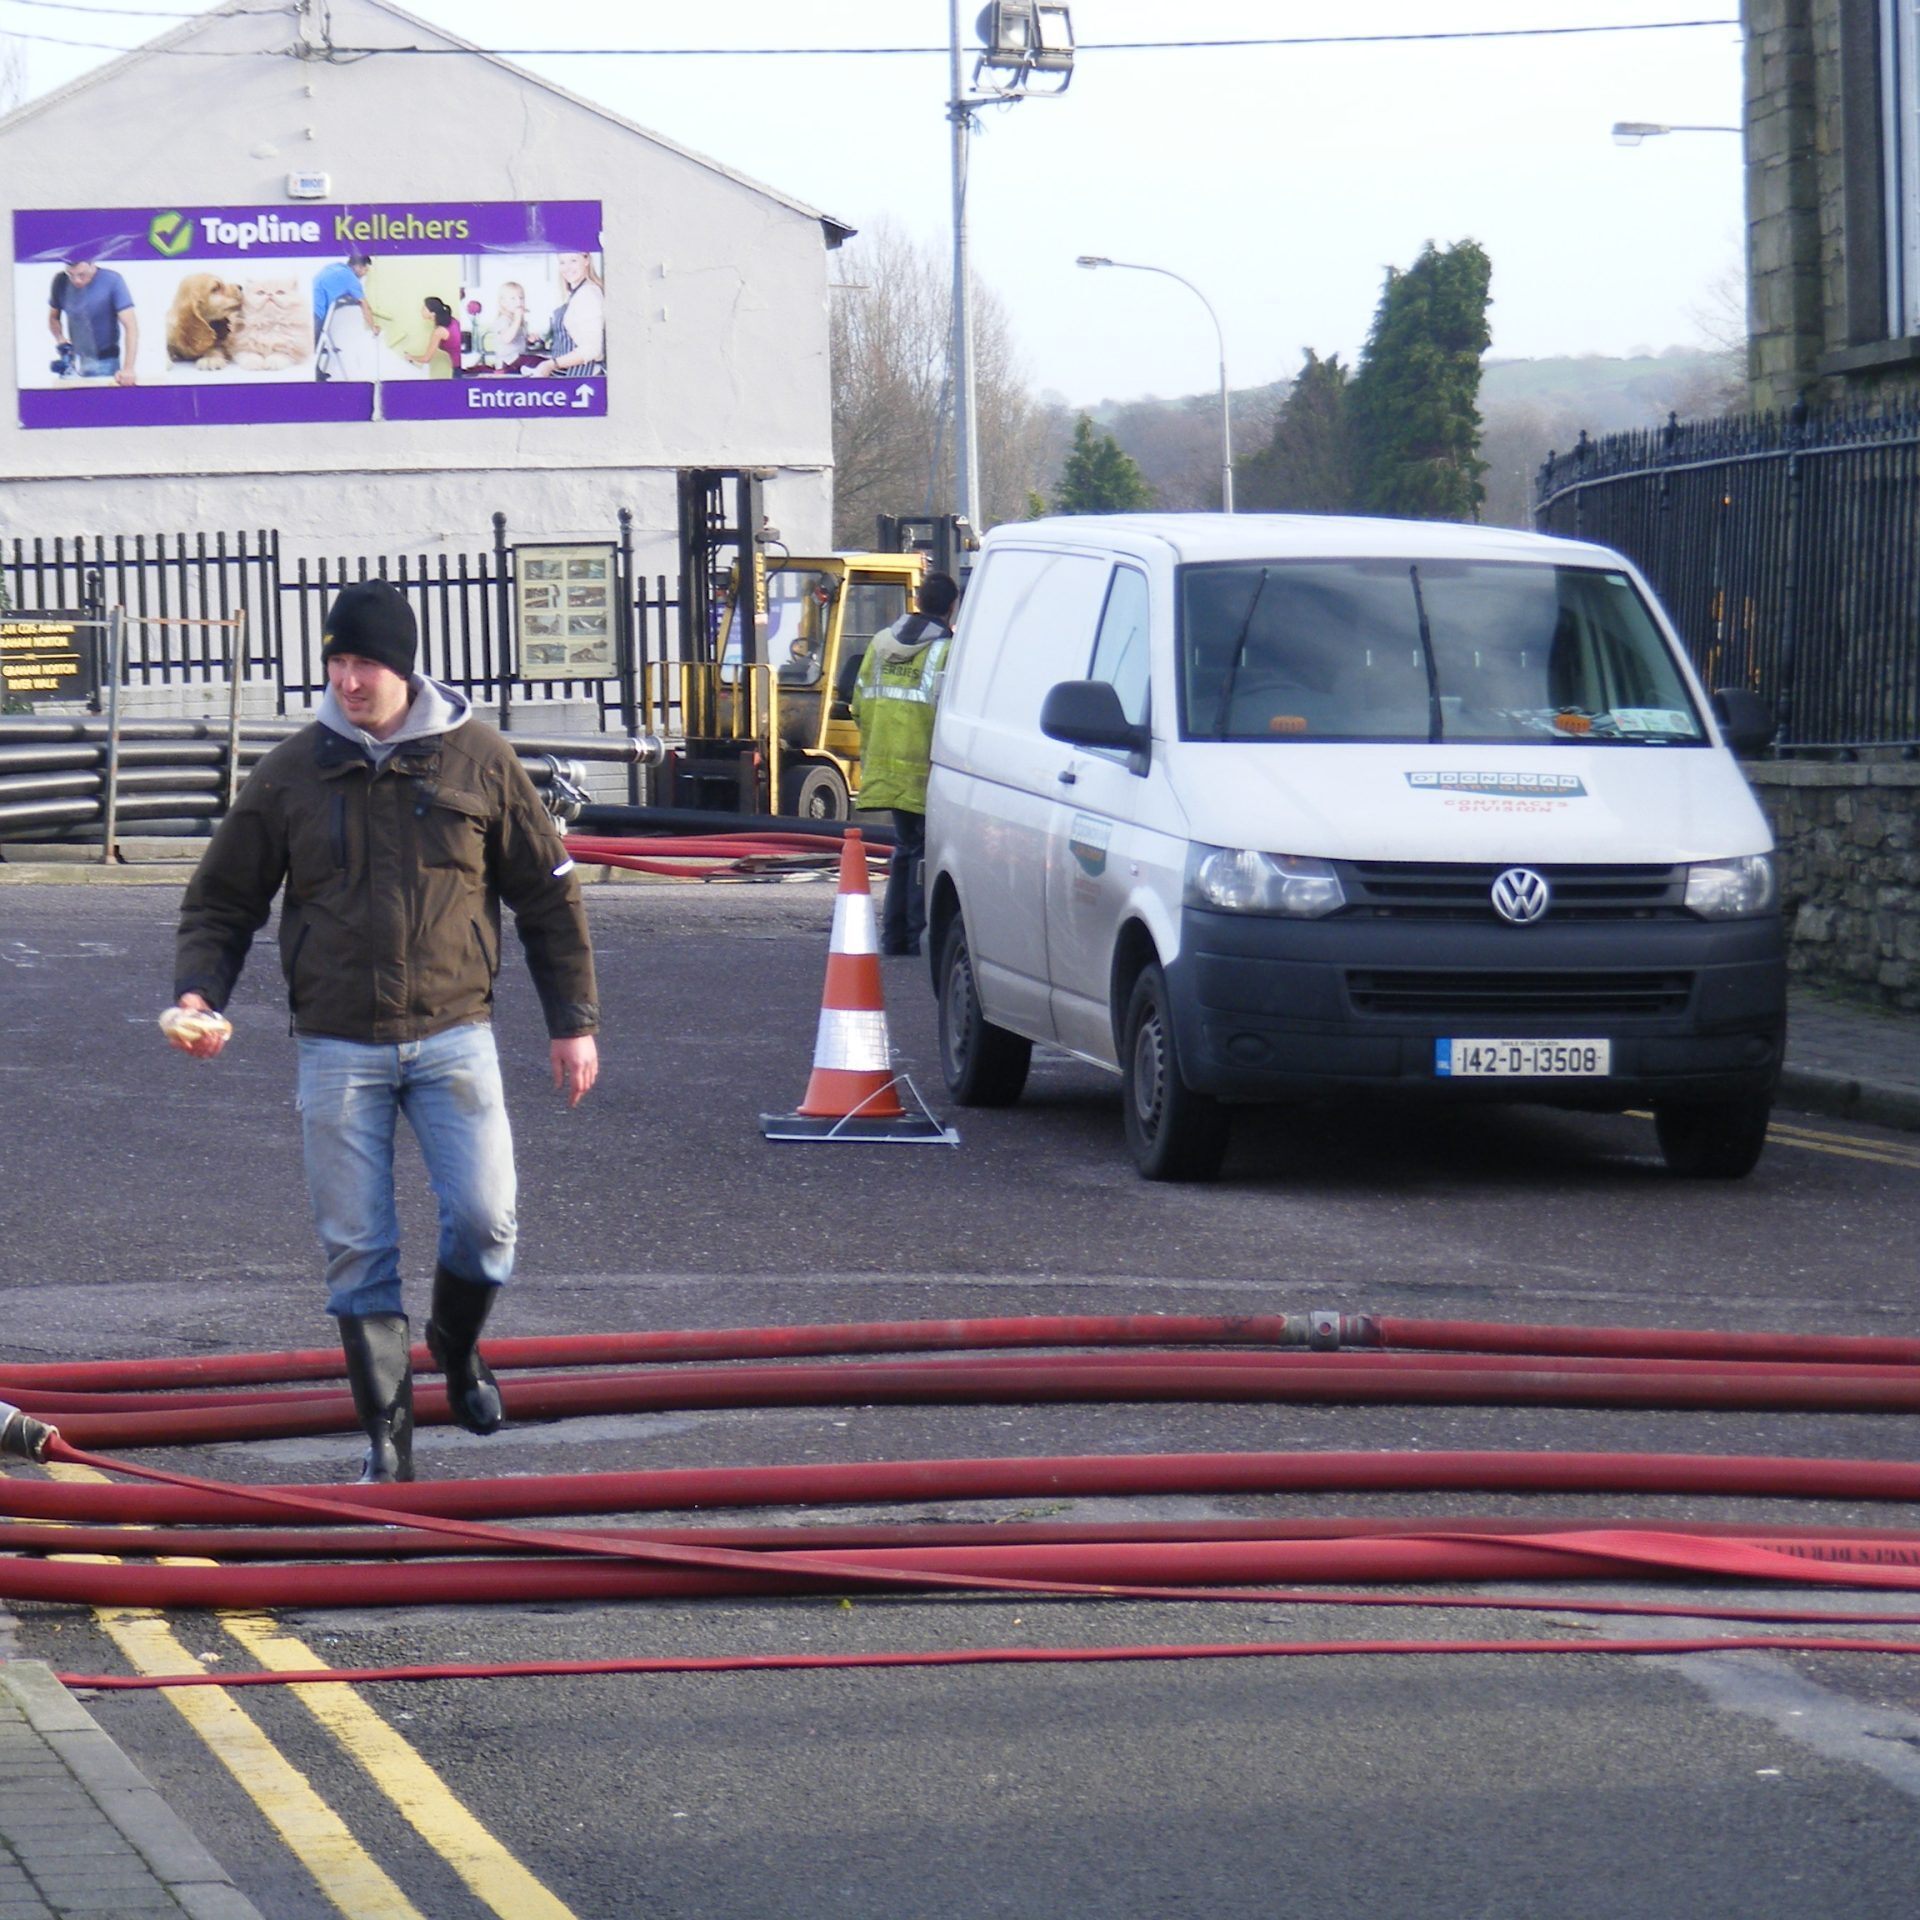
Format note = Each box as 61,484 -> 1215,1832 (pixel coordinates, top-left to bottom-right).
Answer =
949,0 -> 981,536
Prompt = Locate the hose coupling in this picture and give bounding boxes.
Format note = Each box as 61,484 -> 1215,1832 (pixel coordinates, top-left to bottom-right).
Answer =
538,755 -> 592,825
1290,1312 -> 1382,1351
0,1400 -> 57,1463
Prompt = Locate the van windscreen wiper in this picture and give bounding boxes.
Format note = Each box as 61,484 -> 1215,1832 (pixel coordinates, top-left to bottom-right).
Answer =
1407,564 -> 1443,744
1210,567 -> 1270,738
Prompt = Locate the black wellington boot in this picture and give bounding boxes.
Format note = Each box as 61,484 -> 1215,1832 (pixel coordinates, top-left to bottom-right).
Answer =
337,1313 -> 415,1484
424,1265 -> 504,1436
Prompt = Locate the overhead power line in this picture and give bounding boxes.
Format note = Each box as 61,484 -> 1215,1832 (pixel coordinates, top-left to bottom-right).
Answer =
0,15 -> 1745,59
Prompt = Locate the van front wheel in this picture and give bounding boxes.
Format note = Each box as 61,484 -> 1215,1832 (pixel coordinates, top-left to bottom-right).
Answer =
937,917 -> 1031,1106
1653,1092 -> 1773,1178
1122,963 -> 1230,1181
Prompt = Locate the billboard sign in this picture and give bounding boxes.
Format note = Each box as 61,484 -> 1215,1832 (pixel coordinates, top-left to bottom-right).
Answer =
12,200 -> 606,429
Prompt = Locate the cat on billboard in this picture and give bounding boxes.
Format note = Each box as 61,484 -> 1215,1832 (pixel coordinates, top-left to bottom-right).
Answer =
12,200 -> 607,428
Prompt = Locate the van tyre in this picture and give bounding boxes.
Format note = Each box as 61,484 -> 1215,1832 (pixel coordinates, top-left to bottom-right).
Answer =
780,762 -> 851,821
1122,963 -> 1230,1181
937,917 -> 1031,1106
1653,1092 -> 1772,1179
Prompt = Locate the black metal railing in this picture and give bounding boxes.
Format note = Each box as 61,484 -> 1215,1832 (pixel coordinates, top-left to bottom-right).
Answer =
0,530 -> 279,692
1,516 -> 683,740
1534,404 -> 1920,754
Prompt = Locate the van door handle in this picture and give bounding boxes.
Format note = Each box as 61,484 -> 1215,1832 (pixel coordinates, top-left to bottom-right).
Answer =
1056,766 -> 1077,786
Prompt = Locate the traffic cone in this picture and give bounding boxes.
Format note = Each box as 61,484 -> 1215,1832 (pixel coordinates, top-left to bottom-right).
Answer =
760,829 -> 956,1145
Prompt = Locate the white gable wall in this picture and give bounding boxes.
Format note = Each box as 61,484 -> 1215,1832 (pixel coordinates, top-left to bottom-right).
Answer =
0,0 -> 838,569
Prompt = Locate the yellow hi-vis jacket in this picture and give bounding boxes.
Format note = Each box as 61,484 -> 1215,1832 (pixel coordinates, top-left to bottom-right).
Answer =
851,614 -> 951,813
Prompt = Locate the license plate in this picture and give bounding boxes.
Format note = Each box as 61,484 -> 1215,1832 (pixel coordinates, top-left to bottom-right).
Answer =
1435,1038 -> 1612,1078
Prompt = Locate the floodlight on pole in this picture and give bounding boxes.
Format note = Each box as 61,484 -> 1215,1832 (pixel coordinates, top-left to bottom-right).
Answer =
948,3 -> 1074,547
1611,120 -> 1740,147
1077,255 -> 1234,512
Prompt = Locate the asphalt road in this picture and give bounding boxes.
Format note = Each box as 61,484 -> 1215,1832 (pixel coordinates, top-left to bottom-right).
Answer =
6,876 -> 1920,1919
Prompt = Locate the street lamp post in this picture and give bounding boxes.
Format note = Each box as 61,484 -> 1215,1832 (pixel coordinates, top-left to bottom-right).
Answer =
1076,255 -> 1234,511
1610,121 -> 1741,146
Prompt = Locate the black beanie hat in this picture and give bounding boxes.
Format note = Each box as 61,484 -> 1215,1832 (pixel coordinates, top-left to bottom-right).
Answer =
322,581 -> 417,680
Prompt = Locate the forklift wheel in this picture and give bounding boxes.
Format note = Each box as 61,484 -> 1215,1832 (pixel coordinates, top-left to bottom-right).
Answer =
780,762 -> 852,822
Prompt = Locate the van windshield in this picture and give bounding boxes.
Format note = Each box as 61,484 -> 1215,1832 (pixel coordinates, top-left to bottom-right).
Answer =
1177,559 -> 1706,746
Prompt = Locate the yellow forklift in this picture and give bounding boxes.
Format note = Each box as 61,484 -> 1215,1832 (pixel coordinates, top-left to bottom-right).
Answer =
651,470 -> 954,821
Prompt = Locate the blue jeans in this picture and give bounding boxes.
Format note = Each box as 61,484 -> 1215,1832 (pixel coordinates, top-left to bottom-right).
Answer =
72,353 -> 120,378
295,1023 -> 518,1319
883,809 -> 926,953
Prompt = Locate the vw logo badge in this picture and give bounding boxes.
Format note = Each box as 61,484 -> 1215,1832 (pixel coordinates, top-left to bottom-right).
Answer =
1491,867 -> 1550,925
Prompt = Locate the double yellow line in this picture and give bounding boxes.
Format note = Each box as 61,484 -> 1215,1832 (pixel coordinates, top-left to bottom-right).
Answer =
1765,1117 -> 1920,1171
1624,1112 -> 1920,1172
46,1461 -> 578,1920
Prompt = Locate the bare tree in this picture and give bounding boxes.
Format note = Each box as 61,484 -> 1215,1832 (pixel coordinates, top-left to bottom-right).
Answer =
1683,252 -> 1749,414
829,223 -> 1048,547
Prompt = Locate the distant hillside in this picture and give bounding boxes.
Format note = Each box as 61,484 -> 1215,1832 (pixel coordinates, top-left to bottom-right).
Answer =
1066,351 -> 1743,526
1478,349 -> 1743,525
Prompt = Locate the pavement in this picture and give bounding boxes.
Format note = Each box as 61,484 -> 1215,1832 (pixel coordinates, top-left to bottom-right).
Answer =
0,1663 -> 263,1920
1,843 -> 1918,1915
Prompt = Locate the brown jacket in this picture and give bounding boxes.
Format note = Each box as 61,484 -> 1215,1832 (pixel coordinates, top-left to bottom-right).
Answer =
176,712 -> 597,1043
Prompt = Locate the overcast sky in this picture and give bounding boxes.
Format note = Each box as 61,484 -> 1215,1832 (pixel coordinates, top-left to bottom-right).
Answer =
4,0 -> 1747,406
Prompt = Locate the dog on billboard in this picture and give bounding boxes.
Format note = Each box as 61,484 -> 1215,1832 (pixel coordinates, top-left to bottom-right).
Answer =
166,273 -> 245,370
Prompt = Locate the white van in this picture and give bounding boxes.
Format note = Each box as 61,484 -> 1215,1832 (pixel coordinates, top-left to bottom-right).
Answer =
923,514 -> 1785,1181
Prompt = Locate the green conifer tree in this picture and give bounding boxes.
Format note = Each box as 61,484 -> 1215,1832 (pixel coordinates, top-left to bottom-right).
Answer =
1347,240 -> 1492,521
1052,415 -> 1155,514
1235,350 -> 1353,513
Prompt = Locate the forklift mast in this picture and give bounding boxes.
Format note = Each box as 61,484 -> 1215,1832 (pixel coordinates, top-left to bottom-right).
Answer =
678,468 -> 764,668
875,512 -> 976,582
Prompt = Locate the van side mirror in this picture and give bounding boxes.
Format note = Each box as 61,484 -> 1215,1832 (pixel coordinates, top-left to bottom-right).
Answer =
1040,679 -> 1150,757
1712,686 -> 1776,757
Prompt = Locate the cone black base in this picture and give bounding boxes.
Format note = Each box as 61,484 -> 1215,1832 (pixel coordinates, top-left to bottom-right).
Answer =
760,1110 -> 959,1145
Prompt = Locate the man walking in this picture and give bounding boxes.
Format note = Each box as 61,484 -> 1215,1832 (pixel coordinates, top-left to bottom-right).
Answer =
167,581 -> 599,1484
852,571 -> 959,957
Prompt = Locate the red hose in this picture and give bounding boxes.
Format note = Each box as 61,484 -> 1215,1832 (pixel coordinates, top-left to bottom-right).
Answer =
8,1433 -> 1920,1615
12,1504 -> 1920,1610
22,1344 -> 1920,1436
15,1311 -> 1920,1626
564,831 -> 874,880
11,1514 -> 1916,1563
0,1313 -> 1362,1391
12,1305 -> 1920,1394
12,1448 -> 1920,1526
33,1355 -> 1920,1450
1377,1314 -> 1920,1366
26,1347 -> 1920,1425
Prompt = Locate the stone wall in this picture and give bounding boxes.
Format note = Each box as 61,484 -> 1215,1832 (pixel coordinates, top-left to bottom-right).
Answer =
1747,760 -> 1920,1006
1745,0 -> 1824,412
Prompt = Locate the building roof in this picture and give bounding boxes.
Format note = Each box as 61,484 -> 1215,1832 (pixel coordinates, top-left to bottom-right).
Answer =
0,0 -> 856,247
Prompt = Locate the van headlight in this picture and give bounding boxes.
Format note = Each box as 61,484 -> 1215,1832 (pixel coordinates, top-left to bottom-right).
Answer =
1683,854 -> 1777,918
1186,845 -> 1346,917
